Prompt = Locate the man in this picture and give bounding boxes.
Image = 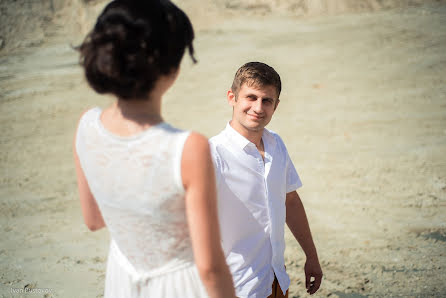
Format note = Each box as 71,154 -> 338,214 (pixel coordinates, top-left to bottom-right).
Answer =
209,62 -> 322,297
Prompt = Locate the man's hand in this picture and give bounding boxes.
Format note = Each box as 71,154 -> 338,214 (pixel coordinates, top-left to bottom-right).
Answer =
304,258 -> 323,295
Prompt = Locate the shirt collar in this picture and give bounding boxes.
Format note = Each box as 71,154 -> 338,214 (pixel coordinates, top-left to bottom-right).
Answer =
224,122 -> 251,150
261,127 -> 275,149
223,122 -> 276,151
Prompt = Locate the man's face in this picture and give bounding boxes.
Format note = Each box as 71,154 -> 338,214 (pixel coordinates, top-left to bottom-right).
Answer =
227,83 -> 279,134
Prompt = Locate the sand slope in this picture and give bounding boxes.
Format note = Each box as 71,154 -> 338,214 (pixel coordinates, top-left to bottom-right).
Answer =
1,1 -> 445,297
2,0 -> 446,52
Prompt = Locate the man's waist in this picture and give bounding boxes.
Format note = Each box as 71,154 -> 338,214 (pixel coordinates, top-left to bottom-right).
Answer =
230,264 -> 290,298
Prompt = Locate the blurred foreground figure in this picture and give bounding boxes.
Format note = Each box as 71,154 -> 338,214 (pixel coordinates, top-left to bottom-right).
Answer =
73,1 -> 235,297
210,62 -> 323,297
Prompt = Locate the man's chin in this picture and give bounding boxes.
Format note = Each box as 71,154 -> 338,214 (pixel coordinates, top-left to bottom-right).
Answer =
245,122 -> 264,131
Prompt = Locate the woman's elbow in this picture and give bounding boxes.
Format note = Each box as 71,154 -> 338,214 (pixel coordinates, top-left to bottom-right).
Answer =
197,262 -> 227,282
85,219 -> 105,231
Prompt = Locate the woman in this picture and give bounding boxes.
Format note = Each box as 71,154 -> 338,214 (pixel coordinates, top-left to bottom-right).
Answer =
73,1 -> 235,297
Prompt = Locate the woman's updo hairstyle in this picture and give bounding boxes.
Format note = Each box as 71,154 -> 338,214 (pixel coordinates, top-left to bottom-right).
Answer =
78,0 -> 196,100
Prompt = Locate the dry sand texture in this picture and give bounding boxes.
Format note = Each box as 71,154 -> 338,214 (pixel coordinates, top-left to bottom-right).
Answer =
1,0 -> 446,297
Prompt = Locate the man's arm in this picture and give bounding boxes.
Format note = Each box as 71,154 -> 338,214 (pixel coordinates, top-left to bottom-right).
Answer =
286,190 -> 322,295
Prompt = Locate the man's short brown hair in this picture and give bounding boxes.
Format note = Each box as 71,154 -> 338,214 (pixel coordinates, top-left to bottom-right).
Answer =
231,62 -> 281,99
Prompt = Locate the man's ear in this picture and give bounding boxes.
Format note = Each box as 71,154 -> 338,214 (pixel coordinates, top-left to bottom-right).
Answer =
227,89 -> 236,107
274,99 -> 280,110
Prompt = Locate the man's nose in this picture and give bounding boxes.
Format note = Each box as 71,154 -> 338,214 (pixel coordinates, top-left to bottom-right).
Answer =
252,99 -> 263,113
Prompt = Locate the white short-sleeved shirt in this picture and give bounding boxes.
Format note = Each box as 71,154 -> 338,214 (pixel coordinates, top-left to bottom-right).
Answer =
209,123 -> 302,298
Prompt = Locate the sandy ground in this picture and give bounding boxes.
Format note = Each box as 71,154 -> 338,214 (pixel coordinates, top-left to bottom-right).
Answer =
1,1 -> 446,297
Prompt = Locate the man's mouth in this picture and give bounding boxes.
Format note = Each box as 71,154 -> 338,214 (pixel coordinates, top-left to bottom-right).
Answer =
247,113 -> 263,120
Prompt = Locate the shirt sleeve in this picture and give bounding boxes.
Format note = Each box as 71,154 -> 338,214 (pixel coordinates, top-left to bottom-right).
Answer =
285,151 -> 302,193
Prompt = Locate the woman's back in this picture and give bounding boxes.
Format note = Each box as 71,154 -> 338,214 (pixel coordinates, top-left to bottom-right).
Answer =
76,108 -> 193,272
74,1 -> 235,296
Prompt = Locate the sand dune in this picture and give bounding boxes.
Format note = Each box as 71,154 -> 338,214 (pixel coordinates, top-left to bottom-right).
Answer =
1,1 -> 445,297
2,0 -> 446,52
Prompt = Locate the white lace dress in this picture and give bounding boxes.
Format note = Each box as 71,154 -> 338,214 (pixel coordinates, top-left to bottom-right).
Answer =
75,108 -> 208,298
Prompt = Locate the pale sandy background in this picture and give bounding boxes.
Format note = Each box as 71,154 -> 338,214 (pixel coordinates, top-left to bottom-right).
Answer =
1,0 -> 445,297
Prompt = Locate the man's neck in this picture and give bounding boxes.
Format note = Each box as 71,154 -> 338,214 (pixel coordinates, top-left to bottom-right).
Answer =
229,121 -> 264,149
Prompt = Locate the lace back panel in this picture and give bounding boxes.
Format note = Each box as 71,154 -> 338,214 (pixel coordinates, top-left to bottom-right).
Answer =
76,108 -> 193,273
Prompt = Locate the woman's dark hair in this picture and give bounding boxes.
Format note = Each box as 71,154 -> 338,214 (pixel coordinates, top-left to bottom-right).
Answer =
78,0 -> 196,100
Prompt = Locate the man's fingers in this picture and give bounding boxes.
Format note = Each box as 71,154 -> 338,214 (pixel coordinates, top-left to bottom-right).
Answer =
305,273 -> 310,289
308,274 -> 323,295
306,279 -> 314,294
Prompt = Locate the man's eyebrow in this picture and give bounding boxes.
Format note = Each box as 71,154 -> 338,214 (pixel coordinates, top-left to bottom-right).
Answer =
262,96 -> 275,102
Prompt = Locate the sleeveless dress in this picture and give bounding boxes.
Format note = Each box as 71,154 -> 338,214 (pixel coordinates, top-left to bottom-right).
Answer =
75,108 -> 208,298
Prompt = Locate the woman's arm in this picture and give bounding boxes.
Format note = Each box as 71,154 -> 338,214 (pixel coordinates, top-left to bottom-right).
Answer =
182,132 -> 236,298
73,116 -> 105,232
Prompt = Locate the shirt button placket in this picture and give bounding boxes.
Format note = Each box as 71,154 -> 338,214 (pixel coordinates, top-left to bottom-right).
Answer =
262,155 -> 273,257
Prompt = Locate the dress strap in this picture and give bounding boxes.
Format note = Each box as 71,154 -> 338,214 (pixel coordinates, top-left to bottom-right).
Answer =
173,131 -> 191,192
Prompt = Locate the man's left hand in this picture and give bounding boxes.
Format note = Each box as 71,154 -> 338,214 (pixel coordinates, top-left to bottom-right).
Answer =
304,258 -> 323,295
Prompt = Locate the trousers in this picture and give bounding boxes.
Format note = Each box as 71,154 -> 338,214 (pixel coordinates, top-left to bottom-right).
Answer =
267,275 -> 289,298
